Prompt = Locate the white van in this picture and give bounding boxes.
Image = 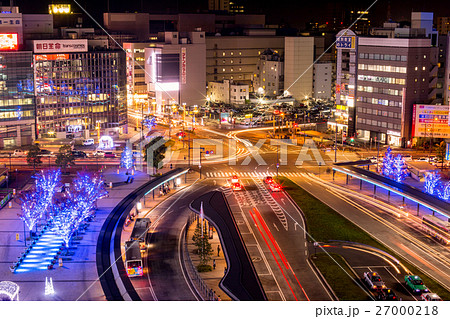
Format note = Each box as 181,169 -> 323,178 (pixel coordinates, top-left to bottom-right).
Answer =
82,139 -> 95,146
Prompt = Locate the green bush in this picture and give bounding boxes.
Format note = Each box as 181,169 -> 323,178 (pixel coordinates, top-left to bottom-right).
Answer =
197,264 -> 212,272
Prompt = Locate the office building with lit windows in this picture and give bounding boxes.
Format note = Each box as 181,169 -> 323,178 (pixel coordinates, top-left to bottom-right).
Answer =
253,48 -> 284,98
0,51 -> 35,148
356,37 -> 437,147
32,39 -> 127,139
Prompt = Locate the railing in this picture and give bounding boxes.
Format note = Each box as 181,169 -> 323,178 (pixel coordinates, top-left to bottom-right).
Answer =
183,213 -> 220,301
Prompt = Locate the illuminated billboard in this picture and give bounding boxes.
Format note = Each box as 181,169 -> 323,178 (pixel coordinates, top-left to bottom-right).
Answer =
49,4 -> 71,14
33,39 -> 88,53
412,104 -> 450,138
0,33 -> 18,51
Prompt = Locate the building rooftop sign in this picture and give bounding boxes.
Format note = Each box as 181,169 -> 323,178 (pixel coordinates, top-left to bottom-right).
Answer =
33,39 -> 88,53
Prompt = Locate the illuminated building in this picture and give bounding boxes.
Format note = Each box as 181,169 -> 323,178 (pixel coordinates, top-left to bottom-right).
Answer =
144,31 -> 206,108
207,80 -> 249,105
437,17 -> 450,35
253,48 -> 284,98
32,39 -> 127,138
0,50 -> 35,147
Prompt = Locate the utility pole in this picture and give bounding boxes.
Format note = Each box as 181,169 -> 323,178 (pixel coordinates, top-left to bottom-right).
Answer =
334,124 -> 337,162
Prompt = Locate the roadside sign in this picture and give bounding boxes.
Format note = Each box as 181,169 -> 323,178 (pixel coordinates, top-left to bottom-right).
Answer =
16,233 -> 19,241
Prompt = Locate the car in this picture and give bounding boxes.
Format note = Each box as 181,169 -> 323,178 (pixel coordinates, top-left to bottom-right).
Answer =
104,152 -> 116,158
264,176 -> 274,184
232,182 -> 242,191
366,156 -> 378,163
402,154 -> 413,161
420,293 -> 442,301
377,288 -> 397,301
405,275 -> 429,294
82,139 -> 95,146
416,157 -> 428,162
269,183 -> 282,192
71,151 -> 87,158
230,175 -> 239,184
40,149 -> 54,157
92,150 -> 105,157
364,272 -> 386,290
13,149 -> 27,157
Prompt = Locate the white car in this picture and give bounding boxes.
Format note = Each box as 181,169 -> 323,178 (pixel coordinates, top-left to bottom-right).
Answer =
421,293 -> 442,301
364,272 -> 386,290
13,149 -> 27,157
93,150 -> 105,157
82,139 -> 95,146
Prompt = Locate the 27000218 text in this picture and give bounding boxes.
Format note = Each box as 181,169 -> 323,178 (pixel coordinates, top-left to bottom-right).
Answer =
375,306 -> 438,316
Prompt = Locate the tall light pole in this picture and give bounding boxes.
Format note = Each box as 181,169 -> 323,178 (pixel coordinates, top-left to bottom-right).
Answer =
334,123 -> 338,163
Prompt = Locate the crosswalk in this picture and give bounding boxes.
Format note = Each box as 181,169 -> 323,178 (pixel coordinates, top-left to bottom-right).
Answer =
205,171 -> 303,178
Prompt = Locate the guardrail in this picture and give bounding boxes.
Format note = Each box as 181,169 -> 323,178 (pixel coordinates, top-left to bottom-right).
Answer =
96,168 -> 189,301
182,213 -> 220,301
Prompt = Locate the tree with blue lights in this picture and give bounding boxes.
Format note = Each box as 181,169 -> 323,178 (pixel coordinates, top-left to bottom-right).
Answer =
71,171 -> 108,220
393,155 -> 408,183
438,181 -> 450,201
142,116 -> 157,131
18,169 -> 61,234
381,146 -> 395,177
17,190 -> 41,233
52,197 -> 81,248
120,146 -> 134,174
424,172 -> 441,195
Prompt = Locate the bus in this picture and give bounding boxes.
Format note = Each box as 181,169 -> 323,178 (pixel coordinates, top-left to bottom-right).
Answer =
130,218 -> 151,249
422,215 -> 450,245
125,241 -> 144,277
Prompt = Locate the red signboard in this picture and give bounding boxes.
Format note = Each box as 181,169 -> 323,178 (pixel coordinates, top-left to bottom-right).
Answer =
0,33 -> 18,51
181,47 -> 186,85
35,54 -> 69,61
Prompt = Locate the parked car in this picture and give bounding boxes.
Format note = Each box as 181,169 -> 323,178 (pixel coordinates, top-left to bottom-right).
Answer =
405,275 -> 429,294
92,150 -> 105,157
420,293 -> 442,301
71,151 -> 87,158
416,157 -> 428,162
82,139 -> 95,146
402,154 -> 413,161
364,272 -> 386,290
104,152 -> 116,158
13,149 -> 27,157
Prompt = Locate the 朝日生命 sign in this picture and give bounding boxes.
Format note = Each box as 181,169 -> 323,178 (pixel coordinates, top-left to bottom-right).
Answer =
33,39 -> 88,53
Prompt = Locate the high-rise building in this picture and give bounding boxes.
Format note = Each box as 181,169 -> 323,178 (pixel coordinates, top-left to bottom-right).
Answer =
284,37 -> 315,103
437,17 -> 450,35
208,0 -> 230,12
356,37 -> 437,146
0,51 -> 35,147
253,49 -> 284,98
33,39 -> 127,139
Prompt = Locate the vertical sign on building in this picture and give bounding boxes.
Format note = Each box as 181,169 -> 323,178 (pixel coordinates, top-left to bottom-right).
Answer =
181,47 -> 187,85
400,88 -> 406,140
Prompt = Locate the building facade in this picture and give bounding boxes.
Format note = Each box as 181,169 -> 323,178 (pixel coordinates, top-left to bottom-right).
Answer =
207,80 -> 249,105
206,35 -> 284,89
144,31 -> 206,108
284,37 -> 314,103
437,17 -> 450,35
33,40 -> 127,139
253,48 -> 284,98
356,37 -> 436,146
0,51 -> 35,148
313,62 -> 333,100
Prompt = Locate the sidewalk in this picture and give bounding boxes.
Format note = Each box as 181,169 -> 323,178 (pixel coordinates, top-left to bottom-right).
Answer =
185,219 -> 231,301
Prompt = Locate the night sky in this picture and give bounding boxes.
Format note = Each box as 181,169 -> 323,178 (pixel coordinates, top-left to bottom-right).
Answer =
12,0 -> 450,30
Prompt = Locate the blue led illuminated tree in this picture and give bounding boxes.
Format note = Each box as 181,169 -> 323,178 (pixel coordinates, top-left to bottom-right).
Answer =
438,181 -> 450,201
71,171 -> 108,220
424,172 -> 441,195
17,190 -> 41,233
120,146 -> 134,174
393,155 -> 408,183
381,146 -> 395,177
142,116 -> 157,131
52,197 -> 81,248
18,169 -> 61,234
